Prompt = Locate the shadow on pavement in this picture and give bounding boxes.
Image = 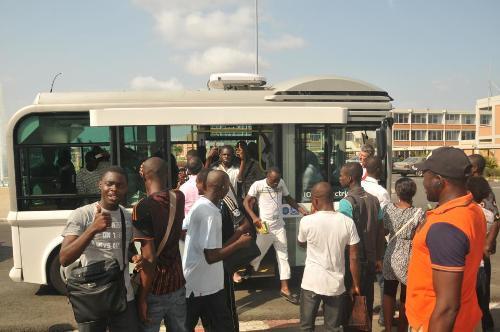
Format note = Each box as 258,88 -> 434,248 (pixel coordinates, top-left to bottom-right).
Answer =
0,242 -> 12,263
36,284 -> 63,296
48,324 -> 75,332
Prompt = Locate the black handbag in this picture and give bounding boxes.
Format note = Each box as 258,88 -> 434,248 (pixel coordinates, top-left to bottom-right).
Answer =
223,240 -> 261,273
66,208 -> 128,323
221,195 -> 261,272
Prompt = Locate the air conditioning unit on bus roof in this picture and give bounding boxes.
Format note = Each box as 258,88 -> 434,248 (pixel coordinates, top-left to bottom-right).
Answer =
208,73 -> 267,90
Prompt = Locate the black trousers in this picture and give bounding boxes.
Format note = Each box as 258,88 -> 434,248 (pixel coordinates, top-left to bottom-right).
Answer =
477,257 -> 494,330
77,300 -> 139,332
224,270 -> 240,332
300,289 -> 345,332
186,289 -> 235,332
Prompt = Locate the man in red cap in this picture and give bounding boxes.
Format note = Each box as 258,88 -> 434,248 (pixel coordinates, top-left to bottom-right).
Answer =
406,147 -> 486,332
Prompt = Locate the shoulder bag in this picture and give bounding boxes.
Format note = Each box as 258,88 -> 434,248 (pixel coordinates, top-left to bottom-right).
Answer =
387,208 -> 422,246
66,208 -> 128,323
348,295 -> 371,331
131,190 -> 177,292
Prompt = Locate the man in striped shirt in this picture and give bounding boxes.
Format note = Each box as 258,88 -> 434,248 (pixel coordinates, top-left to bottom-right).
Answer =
132,157 -> 187,332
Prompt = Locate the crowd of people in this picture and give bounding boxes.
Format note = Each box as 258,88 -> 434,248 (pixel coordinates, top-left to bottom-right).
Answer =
58,141 -> 498,332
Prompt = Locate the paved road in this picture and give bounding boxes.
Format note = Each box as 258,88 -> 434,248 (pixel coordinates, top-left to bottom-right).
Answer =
2,176 -> 500,331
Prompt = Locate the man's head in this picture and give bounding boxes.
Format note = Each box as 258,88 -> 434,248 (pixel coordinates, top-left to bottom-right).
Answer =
205,170 -> 230,201
466,176 -> 490,204
219,145 -> 235,168
186,156 -> 203,176
85,150 -> 97,172
311,182 -> 333,212
92,145 -> 110,162
468,154 -> 486,177
339,162 -> 363,188
99,166 -> 128,208
359,144 -> 375,167
196,168 -> 210,195
186,149 -> 198,163
416,147 -> 471,202
266,167 -> 282,189
142,157 -> 168,189
365,156 -> 383,180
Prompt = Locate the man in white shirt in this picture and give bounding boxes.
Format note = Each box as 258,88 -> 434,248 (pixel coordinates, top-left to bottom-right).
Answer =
298,182 -> 361,331
243,167 -> 308,305
360,156 -> 389,327
359,143 -> 375,181
206,145 -> 241,197
361,156 -> 391,209
182,170 -> 251,332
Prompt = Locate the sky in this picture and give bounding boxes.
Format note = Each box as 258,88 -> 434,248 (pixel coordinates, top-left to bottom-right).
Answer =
1,0 -> 500,119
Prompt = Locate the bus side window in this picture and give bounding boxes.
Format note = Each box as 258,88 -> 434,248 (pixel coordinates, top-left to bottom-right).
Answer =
121,125 -> 166,206
15,113 -> 110,211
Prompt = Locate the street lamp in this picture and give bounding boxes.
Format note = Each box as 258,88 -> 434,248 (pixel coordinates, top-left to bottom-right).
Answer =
49,72 -> 63,93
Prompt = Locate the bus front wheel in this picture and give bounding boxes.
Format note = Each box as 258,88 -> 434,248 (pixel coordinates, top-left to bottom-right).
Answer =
49,253 -> 67,295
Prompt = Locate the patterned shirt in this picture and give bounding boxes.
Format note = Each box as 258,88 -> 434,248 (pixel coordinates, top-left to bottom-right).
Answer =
383,204 -> 424,284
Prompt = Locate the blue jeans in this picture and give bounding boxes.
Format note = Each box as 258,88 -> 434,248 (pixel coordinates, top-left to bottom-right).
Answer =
140,287 -> 187,332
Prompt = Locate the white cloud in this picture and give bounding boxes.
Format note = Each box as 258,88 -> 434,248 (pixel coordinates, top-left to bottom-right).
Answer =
262,34 -> 306,51
153,7 -> 254,50
133,0 -> 305,75
185,47 -> 256,75
130,76 -> 184,91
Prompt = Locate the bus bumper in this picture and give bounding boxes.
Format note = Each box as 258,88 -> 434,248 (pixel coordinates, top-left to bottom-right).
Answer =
9,267 -> 22,282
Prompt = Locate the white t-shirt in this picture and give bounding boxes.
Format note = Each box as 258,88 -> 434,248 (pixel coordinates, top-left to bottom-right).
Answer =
247,178 -> 290,231
213,164 -> 239,192
182,196 -> 224,297
298,211 -> 360,296
62,202 -> 135,301
361,176 -> 390,209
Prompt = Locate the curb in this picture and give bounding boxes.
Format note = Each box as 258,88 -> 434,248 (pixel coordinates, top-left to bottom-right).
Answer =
158,318 -> 323,331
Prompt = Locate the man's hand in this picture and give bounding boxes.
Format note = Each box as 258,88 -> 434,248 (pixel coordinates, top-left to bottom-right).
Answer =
298,206 -> 309,216
375,260 -> 383,273
89,205 -> 111,234
253,218 -> 263,229
236,233 -> 252,249
351,285 -> 361,298
139,162 -> 145,179
132,254 -> 154,274
137,297 -> 151,324
484,244 -> 492,258
208,146 -> 218,159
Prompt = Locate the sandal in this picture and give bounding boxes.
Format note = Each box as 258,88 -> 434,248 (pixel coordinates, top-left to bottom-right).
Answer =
280,291 -> 299,305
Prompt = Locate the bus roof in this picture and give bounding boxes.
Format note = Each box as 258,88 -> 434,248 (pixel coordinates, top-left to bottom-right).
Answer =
34,76 -> 393,107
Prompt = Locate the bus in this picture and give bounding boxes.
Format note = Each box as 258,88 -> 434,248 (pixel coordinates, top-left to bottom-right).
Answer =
6,75 -> 393,294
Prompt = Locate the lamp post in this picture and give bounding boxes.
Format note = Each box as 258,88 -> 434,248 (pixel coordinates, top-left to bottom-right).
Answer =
49,72 -> 63,93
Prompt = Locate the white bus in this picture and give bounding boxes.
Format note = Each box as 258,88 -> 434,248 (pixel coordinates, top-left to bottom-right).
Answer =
7,75 -> 393,294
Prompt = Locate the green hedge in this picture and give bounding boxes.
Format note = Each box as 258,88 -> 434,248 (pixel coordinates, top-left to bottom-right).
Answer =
485,167 -> 500,179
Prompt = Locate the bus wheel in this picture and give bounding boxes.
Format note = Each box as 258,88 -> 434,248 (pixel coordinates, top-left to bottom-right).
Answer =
49,253 -> 67,295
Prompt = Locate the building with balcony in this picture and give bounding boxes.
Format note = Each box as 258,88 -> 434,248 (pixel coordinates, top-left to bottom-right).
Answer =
476,94 -> 500,162
391,108 -> 476,159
